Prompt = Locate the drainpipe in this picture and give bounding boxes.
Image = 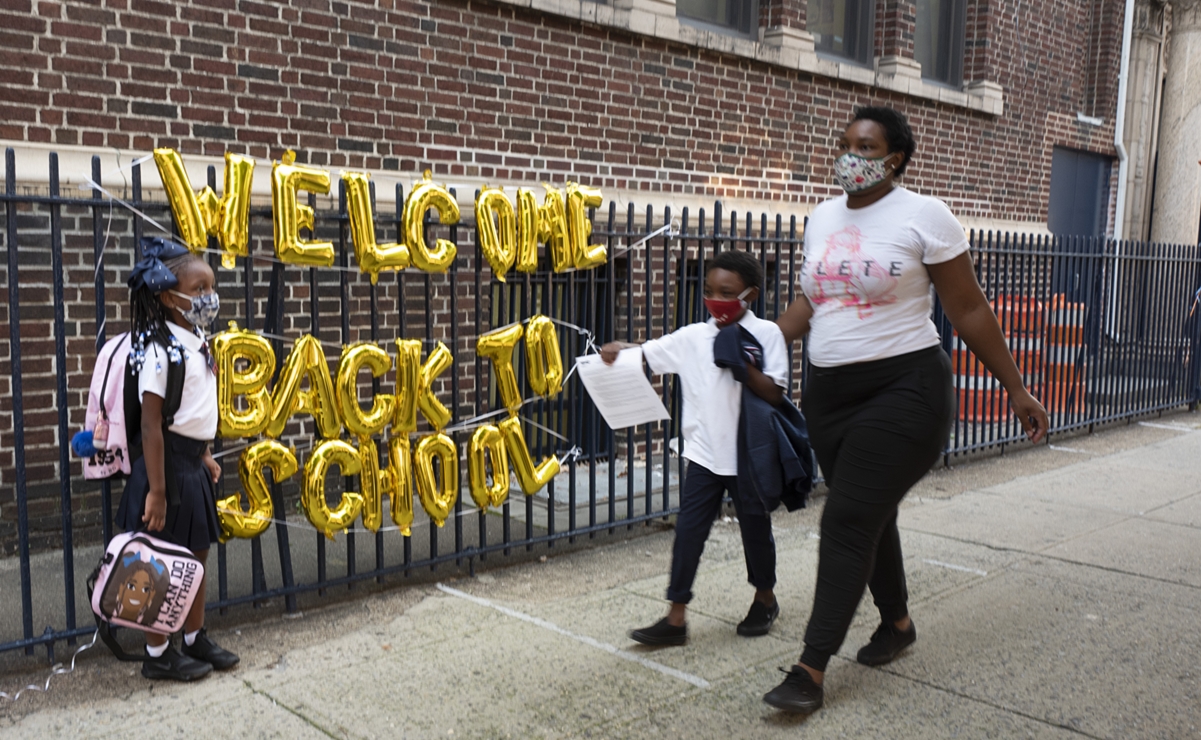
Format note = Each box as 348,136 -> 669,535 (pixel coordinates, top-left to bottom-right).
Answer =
1113,0 -> 1136,239
1107,0 -> 1136,340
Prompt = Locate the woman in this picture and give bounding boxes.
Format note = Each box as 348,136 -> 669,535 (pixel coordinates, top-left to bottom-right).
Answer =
763,106 -> 1048,712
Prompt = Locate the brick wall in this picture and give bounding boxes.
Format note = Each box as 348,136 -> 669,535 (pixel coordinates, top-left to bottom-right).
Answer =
1,0 -> 1122,216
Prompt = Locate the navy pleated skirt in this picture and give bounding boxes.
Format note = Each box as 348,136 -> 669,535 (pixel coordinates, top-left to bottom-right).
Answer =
116,431 -> 221,553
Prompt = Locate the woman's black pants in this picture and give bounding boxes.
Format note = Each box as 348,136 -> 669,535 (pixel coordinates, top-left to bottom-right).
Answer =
799,346 -> 954,672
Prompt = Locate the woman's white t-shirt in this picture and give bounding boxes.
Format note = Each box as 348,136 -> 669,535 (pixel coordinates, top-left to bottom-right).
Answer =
799,188 -> 970,367
137,322 -> 218,441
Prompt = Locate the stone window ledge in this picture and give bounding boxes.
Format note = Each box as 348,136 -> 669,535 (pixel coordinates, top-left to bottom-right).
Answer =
501,0 -> 1004,116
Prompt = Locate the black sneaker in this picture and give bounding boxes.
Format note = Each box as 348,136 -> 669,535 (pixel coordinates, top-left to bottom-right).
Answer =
630,617 -> 687,646
142,645 -> 213,682
181,628 -> 240,670
763,665 -> 823,713
737,599 -> 780,637
856,620 -> 917,666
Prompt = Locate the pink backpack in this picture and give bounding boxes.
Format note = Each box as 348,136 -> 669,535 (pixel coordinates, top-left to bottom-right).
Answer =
88,532 -> 205,658
79,333 -> 133,479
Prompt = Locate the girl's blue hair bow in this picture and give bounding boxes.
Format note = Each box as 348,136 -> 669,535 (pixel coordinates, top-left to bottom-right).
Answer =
127,237 -> 192,293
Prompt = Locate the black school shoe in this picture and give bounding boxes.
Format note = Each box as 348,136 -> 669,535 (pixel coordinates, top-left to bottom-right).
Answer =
182,628 -> 241,670
736,600 -> 780,637
630,617 -> 687,646
142,645 -> 213,682
856,620 -> 917,666
763,666 -> 824,713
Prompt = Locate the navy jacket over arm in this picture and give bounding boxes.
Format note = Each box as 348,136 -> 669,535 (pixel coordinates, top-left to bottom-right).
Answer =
713,323 -> 813,513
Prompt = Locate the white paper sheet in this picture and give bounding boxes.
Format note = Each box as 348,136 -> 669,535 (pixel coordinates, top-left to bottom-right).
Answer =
575,348 -> 671,429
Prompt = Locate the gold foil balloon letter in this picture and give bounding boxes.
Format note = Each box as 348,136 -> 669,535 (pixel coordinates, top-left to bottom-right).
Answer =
335,343 -> 396,438
213,323 -> 276,439
417,341 -> 454,431
216,152 -> 256,268
541,185 -> 574,273
272,150 -> 334,267
342,171 -> 410,283
499,415 -> 560,495
476,187 -> 517,281
567,182 -> 606,269
515,188 -> 541,273
302,439 -> 365,540
267,334 -> 342,439
153,148 -> 209,255
468,425 -> 510,510
524,315 -> 564,398
403,170 -> 459,273
392,339 -> 422,434
387,436 -> 415,535
476,323 -> 524,413
153,149 -> 256,268
217,440 -> 297,541
357,437 -> 387,533
413,433 -> 459,527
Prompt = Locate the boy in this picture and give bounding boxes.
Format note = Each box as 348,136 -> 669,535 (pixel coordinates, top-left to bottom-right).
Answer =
601,250 -> 789,645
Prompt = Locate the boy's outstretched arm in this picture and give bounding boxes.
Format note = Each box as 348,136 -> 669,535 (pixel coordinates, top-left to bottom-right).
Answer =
744,364 -> 783,406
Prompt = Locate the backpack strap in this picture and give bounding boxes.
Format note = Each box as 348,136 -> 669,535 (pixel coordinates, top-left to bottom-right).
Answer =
95,332 -> 129,422
162,357 -> 185,428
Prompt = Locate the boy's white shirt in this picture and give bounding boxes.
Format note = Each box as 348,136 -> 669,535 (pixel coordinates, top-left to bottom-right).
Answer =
137,322 -> 218,441
641,310 -> 788,476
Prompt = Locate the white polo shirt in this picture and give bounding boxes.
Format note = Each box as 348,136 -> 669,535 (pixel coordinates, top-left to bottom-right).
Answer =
641,311 -> 788,476
137,322 -> 218,442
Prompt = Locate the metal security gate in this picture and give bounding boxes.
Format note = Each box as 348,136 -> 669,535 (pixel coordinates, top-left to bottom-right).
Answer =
2,149 -> 1199,661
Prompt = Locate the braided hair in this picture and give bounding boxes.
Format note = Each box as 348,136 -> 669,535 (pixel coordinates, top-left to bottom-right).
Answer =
129,251 -> 203,370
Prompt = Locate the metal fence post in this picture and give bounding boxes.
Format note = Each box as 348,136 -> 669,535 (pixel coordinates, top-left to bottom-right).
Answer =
5,148 -> 34,655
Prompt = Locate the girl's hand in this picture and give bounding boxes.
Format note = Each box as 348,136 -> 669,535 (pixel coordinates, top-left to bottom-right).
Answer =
203,453 -> 222,484
143,489 -> 167,532
1009,389 -> 1049,445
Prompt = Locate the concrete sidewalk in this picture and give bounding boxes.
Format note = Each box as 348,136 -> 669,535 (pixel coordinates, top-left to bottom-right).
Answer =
2,414 -> 1199,739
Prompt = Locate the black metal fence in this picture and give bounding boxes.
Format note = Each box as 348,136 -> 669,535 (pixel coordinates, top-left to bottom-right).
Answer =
1,148 -> 1199,662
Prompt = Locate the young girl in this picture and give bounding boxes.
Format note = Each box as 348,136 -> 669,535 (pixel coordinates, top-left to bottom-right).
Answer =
116,237 -> 239,682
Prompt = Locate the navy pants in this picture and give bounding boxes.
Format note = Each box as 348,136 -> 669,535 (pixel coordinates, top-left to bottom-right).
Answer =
799,346 -> 954,671
667,462 -> 776,604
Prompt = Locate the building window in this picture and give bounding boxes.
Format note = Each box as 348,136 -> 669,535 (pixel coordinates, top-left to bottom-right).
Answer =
677,0 -> 758,36
915,0 -> 966,85
808,0 -> 875,65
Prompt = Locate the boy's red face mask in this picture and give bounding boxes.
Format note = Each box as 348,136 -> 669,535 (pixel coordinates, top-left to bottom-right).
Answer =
704,287 -> 753,325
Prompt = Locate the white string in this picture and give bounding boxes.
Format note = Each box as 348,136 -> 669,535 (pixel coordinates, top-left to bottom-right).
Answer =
521,415 -> 569,442
0,631 -> 99,703
256,331 -> 345,352
96,152 -> 155,183
93,197 -> 115,343
79,177 -> 174,236
610,222 -> 680,259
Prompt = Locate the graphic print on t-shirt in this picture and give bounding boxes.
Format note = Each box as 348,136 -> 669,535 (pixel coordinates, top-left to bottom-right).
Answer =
805,225 -> 899,319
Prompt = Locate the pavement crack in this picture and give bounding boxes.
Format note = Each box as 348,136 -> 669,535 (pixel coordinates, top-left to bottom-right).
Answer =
903,527 -> 1201,590
853,658 -> 1111,740
242,679 -> 339,739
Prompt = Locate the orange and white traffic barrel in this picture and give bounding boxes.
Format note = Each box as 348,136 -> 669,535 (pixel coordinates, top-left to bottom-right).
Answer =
1044,294 -> 1086,414
952,295 -> 1043,422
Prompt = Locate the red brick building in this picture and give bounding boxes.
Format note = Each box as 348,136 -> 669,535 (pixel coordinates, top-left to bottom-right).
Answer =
3,0 -> 1179,236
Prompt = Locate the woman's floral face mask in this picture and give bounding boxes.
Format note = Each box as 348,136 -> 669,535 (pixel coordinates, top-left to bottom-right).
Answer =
833,152 -> 892,194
